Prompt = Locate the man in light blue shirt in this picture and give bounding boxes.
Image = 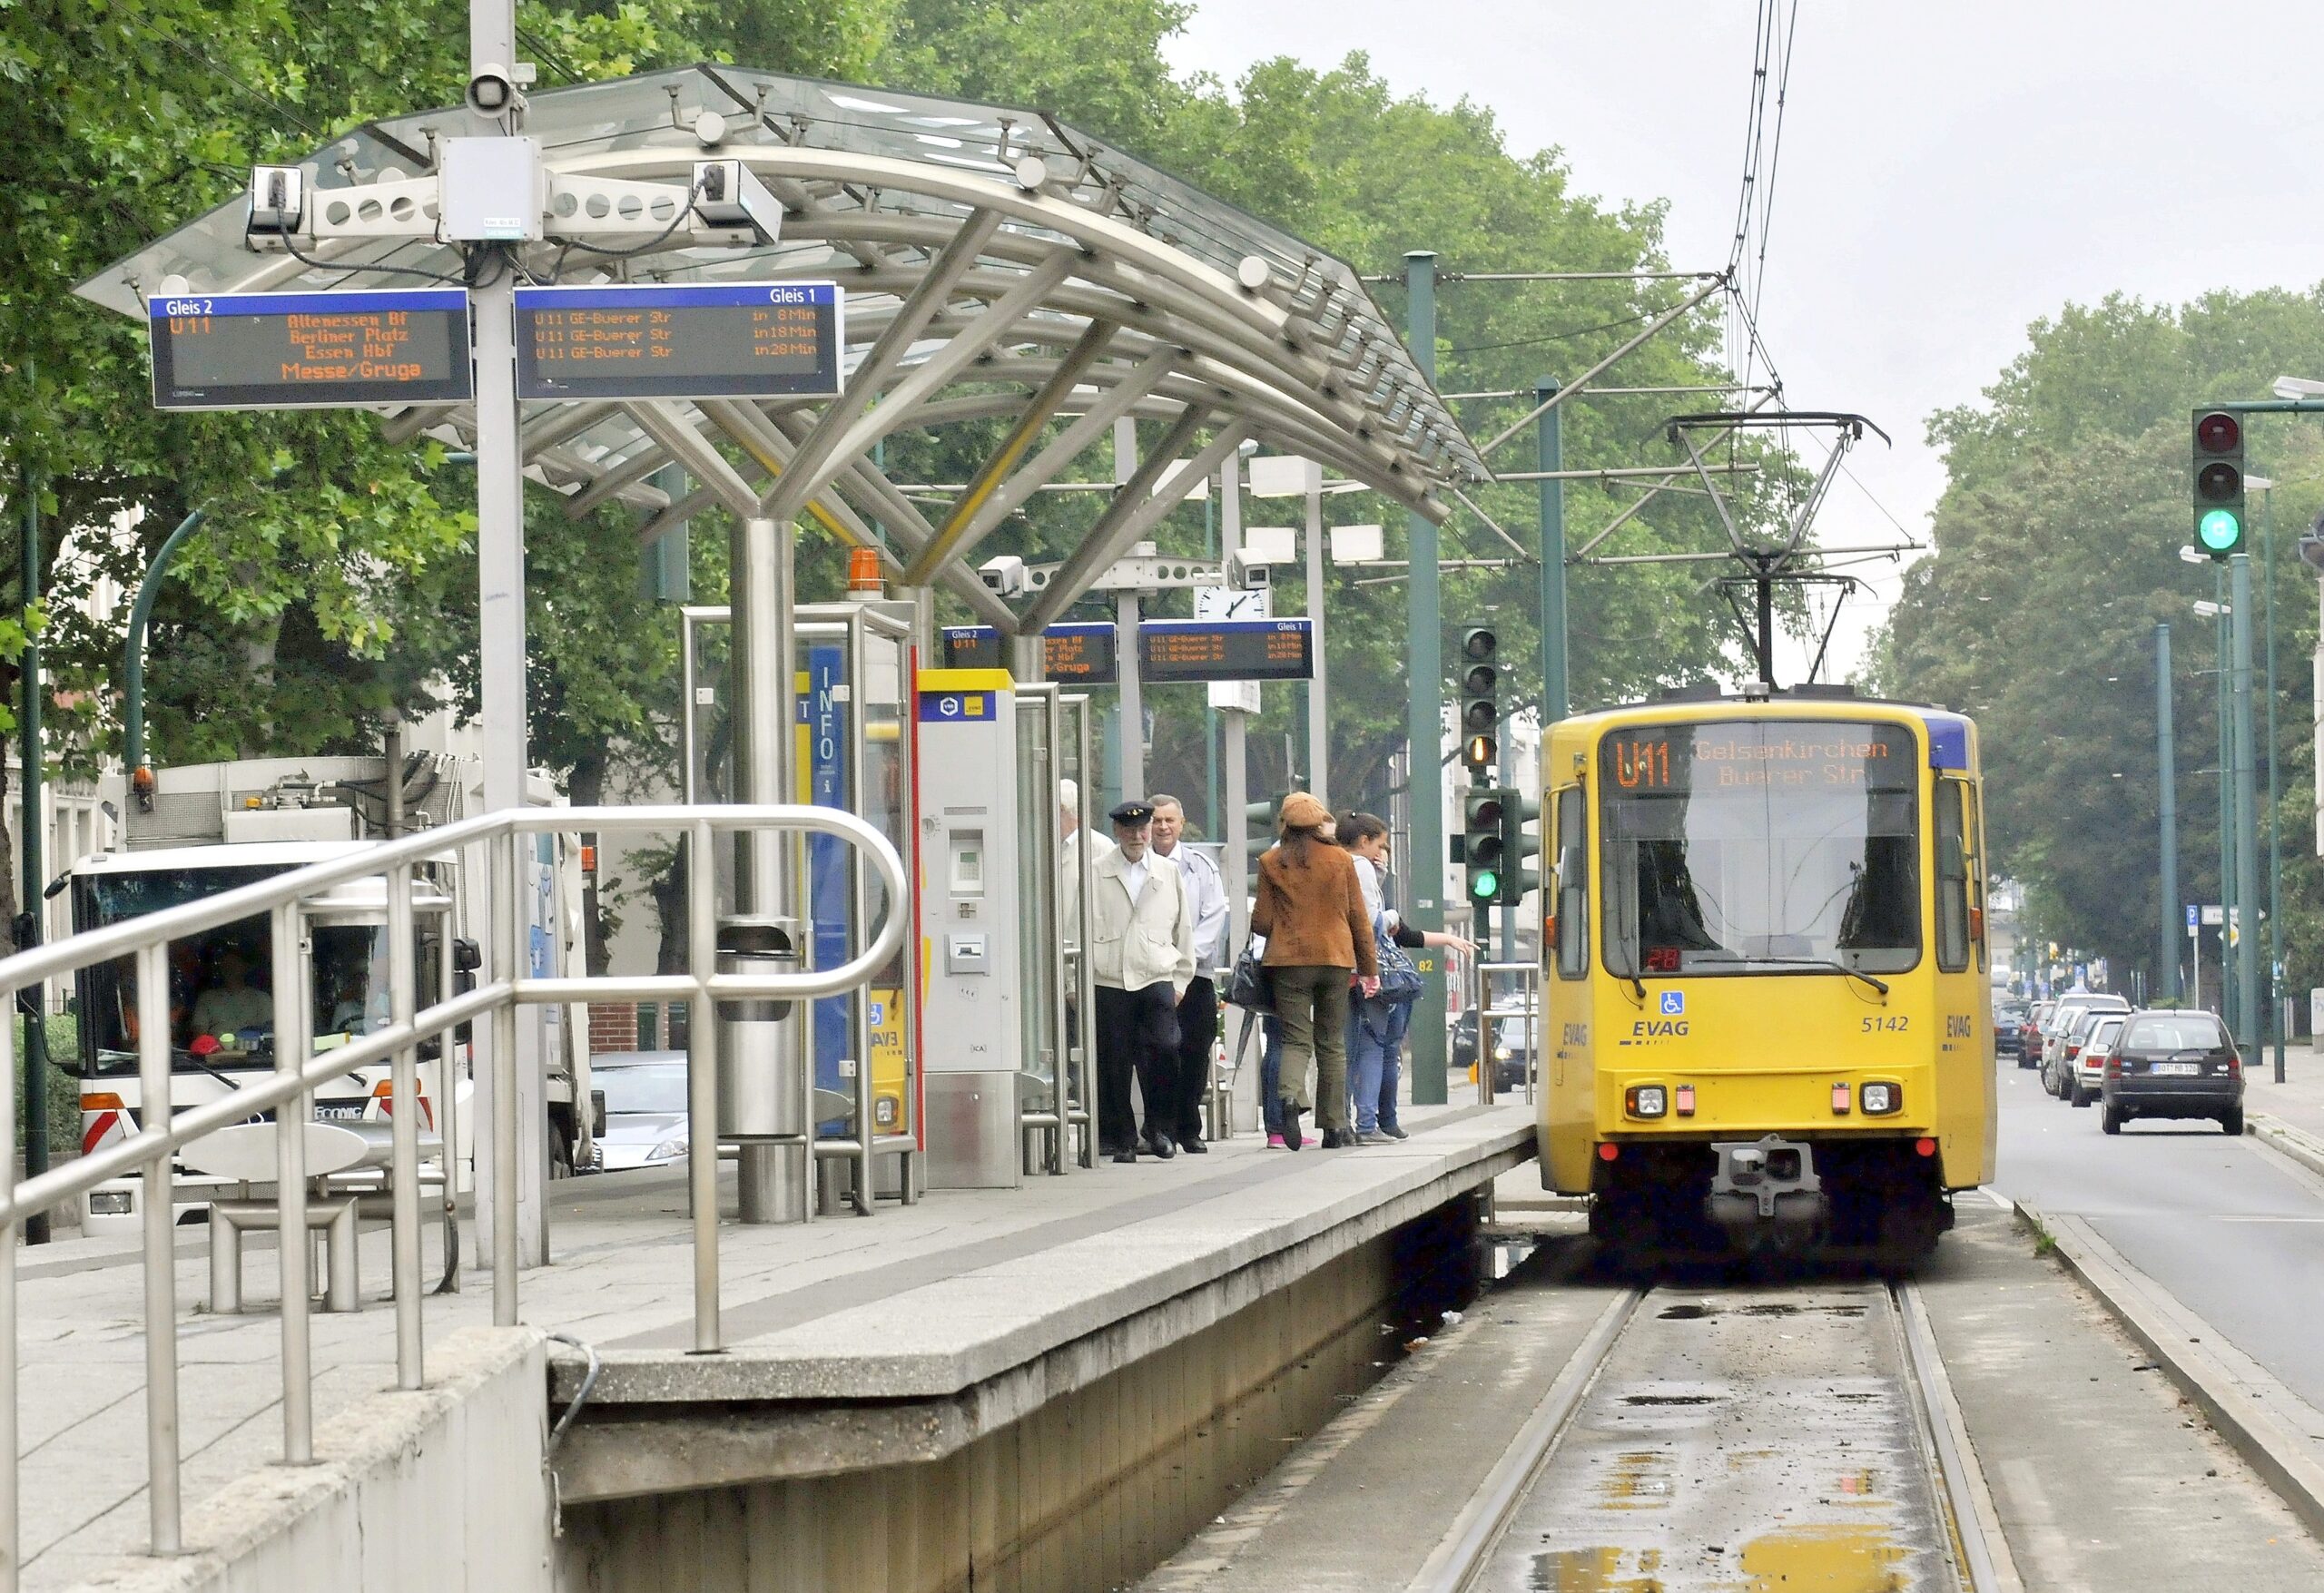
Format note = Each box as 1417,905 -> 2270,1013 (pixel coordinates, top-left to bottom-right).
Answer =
1149,795 -> 1228,1152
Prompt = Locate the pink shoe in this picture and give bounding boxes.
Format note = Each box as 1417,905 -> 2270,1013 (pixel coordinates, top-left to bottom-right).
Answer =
1266,1133 -> 1287,1149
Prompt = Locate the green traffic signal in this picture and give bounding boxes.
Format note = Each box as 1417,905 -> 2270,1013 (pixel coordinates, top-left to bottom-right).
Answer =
2191,408 -> 2246,560
1469,866 -> 1501,901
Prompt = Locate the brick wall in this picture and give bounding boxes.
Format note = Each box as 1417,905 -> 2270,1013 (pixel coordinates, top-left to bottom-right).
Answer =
587,1003 -> 637,1056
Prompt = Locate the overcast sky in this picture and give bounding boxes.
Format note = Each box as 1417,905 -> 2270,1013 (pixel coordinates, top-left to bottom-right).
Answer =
1166,2 -> 2324,681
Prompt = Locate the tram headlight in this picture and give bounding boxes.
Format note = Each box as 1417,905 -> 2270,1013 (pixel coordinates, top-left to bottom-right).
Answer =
1624,1084 -> 1668,1119
1859,1081 -> 1902,1116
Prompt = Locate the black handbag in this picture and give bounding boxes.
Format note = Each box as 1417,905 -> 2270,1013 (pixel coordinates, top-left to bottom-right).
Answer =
1226,936 -> 1272,1008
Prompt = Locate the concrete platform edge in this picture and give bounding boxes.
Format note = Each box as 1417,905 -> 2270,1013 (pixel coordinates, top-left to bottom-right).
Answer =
2011,1196 -> 2324,1545
61,1325 -> 550,1593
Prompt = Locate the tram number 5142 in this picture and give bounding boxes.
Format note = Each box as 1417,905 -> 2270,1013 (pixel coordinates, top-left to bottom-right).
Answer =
1862,1015 -> 1911,1033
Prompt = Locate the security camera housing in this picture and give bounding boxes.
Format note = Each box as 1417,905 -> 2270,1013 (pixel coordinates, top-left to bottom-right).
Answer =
691,160 -> 784,245
244,165 -> 305,243
979,556 -> 1029,596
466,64 -> 520,119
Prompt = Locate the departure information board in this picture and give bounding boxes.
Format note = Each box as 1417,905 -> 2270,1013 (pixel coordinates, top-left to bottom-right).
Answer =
513,282 -> 843,401
940,623 -> 1118,684
1138,619 -> 1313,683
148,290 -> 473,411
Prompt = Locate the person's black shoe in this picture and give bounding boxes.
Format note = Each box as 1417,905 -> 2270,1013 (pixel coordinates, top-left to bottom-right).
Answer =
1144,1131 -> 1177,1159
1379,1122 -> 1409,1141
1177,1136 -> 1209,1154
1280,1099 -> 1305,1150
1111,1146 -> 1138,1164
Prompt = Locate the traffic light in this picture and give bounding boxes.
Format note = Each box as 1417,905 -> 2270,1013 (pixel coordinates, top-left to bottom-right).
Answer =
1496,791 -> 1541,907
2192,408 -> 2245,559
1459,624 -> 1500,774
1464,787 -> 1506,904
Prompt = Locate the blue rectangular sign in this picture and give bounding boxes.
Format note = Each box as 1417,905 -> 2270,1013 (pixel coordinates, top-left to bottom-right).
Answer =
513,281 -> 843,401
148,289 -> 472,411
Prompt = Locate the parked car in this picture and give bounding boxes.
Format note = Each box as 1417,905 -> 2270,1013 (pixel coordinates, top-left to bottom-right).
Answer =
1487,1013 -> 1535,1093
2100,1010 -> 2244,1136
2045,1004 -> 2122,1098
2065,1013 -> 2125,1107
1995,999 -> 2028,1059
1450,1009 -> 1480,1076
586,1050 -> 691,1172
2015,1001 -> 2053,1070
2042,993 -> 2129,1096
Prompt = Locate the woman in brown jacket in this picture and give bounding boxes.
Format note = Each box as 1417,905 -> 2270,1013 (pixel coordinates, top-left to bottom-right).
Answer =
1252,792 -> 1379,1148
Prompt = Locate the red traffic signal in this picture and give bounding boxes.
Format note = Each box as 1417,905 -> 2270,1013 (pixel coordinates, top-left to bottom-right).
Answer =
2194,411 -> 2240,455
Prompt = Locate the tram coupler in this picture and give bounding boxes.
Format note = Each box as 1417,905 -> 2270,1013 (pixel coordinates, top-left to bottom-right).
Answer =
1705,1136 -> 1823,1247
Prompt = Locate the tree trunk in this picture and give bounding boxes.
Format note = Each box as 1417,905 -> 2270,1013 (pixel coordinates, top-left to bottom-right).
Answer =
650,838 -> 688,976
568,747 -> 611,977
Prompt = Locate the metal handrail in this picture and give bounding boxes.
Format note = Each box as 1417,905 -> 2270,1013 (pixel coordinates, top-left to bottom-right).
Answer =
1476,959 -> 1542,1106
0,802 -> 905,1591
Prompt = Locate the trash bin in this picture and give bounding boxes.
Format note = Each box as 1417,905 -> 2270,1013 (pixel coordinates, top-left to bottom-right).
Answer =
715,915 -> 805,1140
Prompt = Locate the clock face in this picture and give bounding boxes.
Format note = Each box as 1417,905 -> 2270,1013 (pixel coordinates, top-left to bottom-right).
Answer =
1193,585 -> 1271,620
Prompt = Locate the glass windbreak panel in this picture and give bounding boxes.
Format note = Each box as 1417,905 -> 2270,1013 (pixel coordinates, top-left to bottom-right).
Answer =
1599,720 -> 1922,978
1015,693 -> 1060,1087
2124,1015 -> 2229,1051
75,868 -> 437,1074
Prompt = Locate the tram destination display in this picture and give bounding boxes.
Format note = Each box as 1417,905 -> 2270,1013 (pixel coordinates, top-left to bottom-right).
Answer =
1138,619 -> 1313,683
148,290 -> 473,411
940,623 -> 1118,684
514,281 -> 842,401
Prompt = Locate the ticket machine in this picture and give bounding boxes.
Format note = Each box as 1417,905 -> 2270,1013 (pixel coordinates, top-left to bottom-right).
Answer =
912,669 -> 1094,1186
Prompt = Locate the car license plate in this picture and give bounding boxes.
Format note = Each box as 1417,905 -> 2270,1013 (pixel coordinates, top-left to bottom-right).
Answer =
315,1104 -> 365,1120
2152,1062 -> 2200,1077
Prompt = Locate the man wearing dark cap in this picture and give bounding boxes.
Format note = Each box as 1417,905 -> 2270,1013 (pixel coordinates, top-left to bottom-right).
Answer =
1089,801 -> 1196,1162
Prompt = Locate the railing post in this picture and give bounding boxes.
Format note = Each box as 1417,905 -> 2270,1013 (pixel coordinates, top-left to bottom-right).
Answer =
491,832 -> 520,1328
434,896 -> 461,1293
271,902 -> 314,1464
136,943 -> 182,1550
386,863 -> 423,1388
688,819 -> 722,1352
1,1004 -> 18,1593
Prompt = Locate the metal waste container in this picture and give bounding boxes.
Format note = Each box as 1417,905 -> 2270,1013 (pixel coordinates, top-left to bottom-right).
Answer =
714,915 -> 805,1140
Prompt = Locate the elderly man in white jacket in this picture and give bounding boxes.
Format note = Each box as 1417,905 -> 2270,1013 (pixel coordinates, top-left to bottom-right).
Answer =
1090,800 -> 1196,1163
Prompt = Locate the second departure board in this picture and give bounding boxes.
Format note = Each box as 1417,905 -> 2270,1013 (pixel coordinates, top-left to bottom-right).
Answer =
513,282 -> 843,401
940,623 -> 1118,684
1139,619 -> 1313,683
148,290 -> 473,411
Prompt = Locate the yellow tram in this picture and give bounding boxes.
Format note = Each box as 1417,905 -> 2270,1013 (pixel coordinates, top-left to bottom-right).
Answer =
1535,691 -> 1996,1262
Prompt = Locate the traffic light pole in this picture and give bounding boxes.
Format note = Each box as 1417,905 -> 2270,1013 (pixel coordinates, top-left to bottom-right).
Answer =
2232,553 -> 2262,1069
2215,569 -> 2236,1030
1536,378 -> 1568,724
2156,624 -> 2179,1004
2263,490 -> 2285,1080
1403,251 -> 1447,1105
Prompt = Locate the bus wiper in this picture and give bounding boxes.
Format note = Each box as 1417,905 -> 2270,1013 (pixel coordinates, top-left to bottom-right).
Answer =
1749,958 -> 1890,998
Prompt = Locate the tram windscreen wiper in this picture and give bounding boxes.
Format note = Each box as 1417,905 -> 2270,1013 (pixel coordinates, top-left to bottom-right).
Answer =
1744,957 -> 1890,997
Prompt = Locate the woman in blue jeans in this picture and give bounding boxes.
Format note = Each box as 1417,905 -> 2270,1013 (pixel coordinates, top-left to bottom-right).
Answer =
1337,812 -> 1472,1141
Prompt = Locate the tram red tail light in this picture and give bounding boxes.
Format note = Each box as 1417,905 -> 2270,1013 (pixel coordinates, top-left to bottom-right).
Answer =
1674,1085 -> 1696,1117
1915,1137 -> 1937,1157
1597,1141 -> 1620,1162
1830,1082 -> 1852,1115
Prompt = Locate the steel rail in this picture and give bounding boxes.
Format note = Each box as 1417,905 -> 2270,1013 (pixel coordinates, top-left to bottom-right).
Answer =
1894,1279 -> 2019,1593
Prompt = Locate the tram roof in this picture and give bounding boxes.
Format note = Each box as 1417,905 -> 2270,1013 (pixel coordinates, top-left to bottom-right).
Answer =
76,66 -> 1486,631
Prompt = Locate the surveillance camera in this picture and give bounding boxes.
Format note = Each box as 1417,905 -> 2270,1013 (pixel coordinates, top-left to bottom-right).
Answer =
980,555 -> 1028,596
690,159 -> 783,244
1226,552 -> 1273,592
467,64 -> 522,119
245,165 -> 304,241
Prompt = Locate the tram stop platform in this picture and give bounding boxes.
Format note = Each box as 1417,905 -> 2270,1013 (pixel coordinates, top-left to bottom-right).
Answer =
20,1099 -> 1534,1593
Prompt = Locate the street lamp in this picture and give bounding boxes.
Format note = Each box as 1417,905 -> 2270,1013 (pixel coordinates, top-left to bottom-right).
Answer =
2192,599 -> 2230,617
2180,546 -> 2211,566
2272,375 -> 2324,400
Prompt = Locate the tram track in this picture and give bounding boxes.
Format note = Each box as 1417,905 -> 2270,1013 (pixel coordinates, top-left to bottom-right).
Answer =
1409,1273 -> 2019,1593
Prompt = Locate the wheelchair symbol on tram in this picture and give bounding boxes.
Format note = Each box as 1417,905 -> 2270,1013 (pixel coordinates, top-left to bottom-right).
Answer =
1659,991 -> 1685,1018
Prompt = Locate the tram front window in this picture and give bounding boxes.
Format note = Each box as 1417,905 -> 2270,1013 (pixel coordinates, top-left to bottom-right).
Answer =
1599,720 -> 1920,978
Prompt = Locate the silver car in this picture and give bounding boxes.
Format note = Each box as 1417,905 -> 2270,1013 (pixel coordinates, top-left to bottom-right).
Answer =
586,1050 -> 691,1172
2042,995 -> 2127,1098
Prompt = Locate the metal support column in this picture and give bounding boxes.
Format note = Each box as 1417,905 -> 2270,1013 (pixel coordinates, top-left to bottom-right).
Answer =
2232,554 -> 2262,1067
468,0 -> 543,1268
2262,493 -> 2285,1077
2215,571 -> 2236,1027
1114,417 -> 1144,801
2155,624 -> 2179,1003
732,515 -> 804,1224
1304,457 -> 1329,809
1536,378 -> 1569,724
16,465 -> 45,1244
1403,251 -> 1447,1104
